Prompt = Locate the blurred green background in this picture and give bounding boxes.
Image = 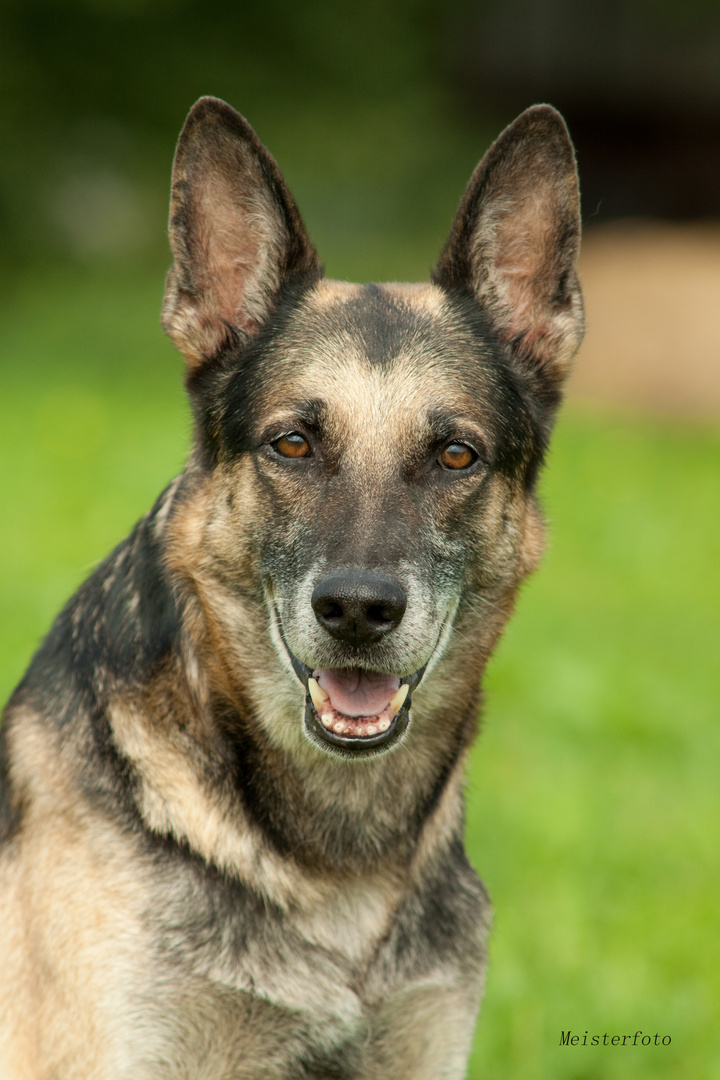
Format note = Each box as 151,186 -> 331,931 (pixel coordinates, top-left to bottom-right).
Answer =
1,2 -> 718,1077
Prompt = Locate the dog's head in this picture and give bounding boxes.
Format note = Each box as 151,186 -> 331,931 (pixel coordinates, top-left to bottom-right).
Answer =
162,98 -> 583,759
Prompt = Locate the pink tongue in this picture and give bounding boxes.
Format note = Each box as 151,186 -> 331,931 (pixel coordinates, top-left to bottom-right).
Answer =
315,668 -> 400,718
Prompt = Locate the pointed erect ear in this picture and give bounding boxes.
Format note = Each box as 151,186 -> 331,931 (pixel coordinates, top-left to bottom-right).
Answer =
162,97 -> 320,371
434,105 -> 583,390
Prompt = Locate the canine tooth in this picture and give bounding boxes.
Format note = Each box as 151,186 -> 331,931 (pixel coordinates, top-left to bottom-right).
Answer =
378,718 -> 390,732
388,684 -> 410,714
366,725 -> 377,736
308,677 -> 329,708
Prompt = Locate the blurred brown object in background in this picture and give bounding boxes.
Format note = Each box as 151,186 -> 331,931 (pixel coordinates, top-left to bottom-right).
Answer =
568,223 -> 720,418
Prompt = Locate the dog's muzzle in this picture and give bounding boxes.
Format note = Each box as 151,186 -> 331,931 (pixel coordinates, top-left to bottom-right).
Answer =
276,570 -> 430,755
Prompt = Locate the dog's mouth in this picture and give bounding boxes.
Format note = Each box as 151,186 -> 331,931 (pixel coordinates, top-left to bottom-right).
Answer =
287,652 -> 425,754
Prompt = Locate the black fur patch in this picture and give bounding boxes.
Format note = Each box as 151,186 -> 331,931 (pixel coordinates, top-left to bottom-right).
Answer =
389,832 -> 489,979
6,483 -> 183,825
149,833 -> 284,961
23,484 -> 180,700
292,1045 -> 361,1080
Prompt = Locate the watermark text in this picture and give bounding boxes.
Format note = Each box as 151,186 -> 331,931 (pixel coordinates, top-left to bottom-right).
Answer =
560,1030 -> 671,1047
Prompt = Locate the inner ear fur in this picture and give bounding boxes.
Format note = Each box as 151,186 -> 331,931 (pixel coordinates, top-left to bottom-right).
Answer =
434,105 -> 584,392
162,96 -> 320,371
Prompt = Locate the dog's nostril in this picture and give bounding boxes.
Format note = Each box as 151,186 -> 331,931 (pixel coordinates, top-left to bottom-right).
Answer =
311,572 -> 407,646
367,604 -> 394,628
316,599 -> 343,623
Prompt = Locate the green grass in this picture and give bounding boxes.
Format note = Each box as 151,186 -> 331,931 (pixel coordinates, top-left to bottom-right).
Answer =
1,267 -> 718,1078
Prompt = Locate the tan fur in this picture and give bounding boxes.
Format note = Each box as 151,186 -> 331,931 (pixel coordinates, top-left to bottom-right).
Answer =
110,698 -> 315,910
1,711 -> 159,1077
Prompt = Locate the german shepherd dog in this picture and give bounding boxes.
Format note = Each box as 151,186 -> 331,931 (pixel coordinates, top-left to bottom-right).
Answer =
0,98 -> 583,1078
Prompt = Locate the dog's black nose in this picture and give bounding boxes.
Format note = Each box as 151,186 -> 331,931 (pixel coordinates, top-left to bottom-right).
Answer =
311,572 -> 407,646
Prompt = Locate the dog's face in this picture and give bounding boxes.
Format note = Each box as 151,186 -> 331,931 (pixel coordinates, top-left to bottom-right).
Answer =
199,280 -> 549,757
162,98 -> 583,759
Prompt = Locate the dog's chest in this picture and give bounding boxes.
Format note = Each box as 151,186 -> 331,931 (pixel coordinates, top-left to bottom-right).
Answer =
292,872 -> 401,968
180,868 -> 402,1010
137,871 -> 408,1076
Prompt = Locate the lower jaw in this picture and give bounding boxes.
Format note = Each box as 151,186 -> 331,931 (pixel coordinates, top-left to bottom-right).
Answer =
279,634 -> 426,756
304,697 -> 410,755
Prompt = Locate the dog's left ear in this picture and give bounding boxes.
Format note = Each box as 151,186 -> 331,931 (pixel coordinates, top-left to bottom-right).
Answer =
434,105 -> 583,393
162,97 -> 320,372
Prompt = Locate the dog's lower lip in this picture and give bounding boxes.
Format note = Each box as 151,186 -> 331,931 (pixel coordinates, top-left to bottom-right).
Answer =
304,670 -> 414,752
303,680 -> 411,749
277,634 -> 425,752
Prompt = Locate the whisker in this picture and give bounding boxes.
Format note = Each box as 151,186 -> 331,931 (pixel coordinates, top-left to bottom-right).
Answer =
448,625 -> 486,661
463,591 -> 508,617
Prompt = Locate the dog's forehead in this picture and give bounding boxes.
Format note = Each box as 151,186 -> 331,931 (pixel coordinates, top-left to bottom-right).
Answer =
264,280 -> 493,424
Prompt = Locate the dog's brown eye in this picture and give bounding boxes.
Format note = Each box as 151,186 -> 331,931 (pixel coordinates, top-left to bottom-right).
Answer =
439,443 -> 477,470
274,433 -> 311,458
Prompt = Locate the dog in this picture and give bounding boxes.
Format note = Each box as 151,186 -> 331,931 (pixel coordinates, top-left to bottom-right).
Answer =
0,97 -> 583,1078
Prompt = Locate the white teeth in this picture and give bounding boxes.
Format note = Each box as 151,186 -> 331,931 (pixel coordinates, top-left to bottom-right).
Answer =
366,725 -> 377,736
378,717 -> 391,732
388,684 -> 410,714
308,677 -> 330,708
333,721 -> 346,734
321,712 -> 334,727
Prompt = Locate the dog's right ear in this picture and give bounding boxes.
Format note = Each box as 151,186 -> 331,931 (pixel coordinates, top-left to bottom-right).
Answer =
162,97 -> 320,372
